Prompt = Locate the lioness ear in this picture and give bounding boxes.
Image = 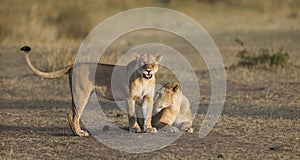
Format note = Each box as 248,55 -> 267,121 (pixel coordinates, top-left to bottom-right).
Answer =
156,55 -> 163,63
166,82 -> 180,94
170,82 -> 180,92
134,52 -> 141,60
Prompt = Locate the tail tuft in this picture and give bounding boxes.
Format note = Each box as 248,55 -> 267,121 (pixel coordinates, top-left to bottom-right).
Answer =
20,46 -> 31,53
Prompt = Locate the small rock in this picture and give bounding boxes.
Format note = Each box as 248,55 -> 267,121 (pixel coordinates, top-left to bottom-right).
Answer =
217,154 -> 224,159
270,146 -> 281,151
116,113 -> 123,117
102,125 -> 110,132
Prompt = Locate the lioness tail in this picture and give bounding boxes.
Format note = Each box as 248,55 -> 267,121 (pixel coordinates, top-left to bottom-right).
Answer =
20,46 -> 73,78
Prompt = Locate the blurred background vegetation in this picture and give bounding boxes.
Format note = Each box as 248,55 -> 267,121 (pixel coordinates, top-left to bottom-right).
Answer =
0,0 -> 299,44
0,0 -> 299,72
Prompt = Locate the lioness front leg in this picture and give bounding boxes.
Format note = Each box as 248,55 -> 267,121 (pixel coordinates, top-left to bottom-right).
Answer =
154,121 -> 179,133
142,95 -> 157,133
127,97 -> 142,133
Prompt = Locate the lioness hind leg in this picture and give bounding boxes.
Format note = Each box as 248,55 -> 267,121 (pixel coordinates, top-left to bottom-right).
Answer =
68,108 -> 89,136
67,110 -> 76,135
68,89 -> 91,136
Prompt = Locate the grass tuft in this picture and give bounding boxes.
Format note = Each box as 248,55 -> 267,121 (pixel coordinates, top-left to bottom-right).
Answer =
235,38 -> 289,68
46,45 -> 75,71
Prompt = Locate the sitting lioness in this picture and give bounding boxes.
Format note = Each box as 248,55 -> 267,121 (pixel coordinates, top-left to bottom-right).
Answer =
20,46 -> 162,136
138,82 -> 193,132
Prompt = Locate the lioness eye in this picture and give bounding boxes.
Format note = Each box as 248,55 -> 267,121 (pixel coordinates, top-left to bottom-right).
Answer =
159,92 -> 162,98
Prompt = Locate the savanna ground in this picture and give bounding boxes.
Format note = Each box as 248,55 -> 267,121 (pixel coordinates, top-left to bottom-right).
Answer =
0,0 -> 300,159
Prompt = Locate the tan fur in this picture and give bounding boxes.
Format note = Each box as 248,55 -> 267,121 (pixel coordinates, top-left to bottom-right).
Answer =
152,82 -> 193,132
20,47 -> 162,136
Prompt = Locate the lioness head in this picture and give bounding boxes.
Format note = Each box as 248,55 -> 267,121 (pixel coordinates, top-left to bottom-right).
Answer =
135,53 -> 163,80
154,82 -> 180,112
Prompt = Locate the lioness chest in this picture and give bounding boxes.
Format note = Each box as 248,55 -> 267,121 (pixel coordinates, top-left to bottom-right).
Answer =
130,77 -> 155,99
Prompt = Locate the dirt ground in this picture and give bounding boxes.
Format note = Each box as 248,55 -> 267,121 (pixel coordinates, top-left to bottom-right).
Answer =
1,30 -> 299,159
1,1 -> 300,160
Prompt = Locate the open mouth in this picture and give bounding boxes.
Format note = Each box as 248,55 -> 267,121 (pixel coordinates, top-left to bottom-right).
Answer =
143,73 -> 153,79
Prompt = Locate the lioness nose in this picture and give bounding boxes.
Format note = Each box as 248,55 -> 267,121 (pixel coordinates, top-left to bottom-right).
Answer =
146,69 -> 151,72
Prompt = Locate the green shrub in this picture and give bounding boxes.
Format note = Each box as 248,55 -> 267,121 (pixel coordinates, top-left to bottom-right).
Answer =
235,39 -> 289,68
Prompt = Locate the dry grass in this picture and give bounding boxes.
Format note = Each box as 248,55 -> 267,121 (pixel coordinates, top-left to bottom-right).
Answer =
45,43 -> 76,71
1,0 -> 299,44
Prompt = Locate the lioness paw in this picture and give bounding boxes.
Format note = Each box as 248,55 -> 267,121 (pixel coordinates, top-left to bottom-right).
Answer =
185,127 -> 193,133
144,127 -> 157,133
129,127 -> 142,133
76,130 -> 90,137
180,123 -> 193,133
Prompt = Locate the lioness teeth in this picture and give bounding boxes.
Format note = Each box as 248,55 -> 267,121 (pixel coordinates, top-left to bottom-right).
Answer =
143,73 -> 152,79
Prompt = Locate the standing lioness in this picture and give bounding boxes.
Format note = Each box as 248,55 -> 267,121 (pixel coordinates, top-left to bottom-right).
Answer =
20,46 -> 162,136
